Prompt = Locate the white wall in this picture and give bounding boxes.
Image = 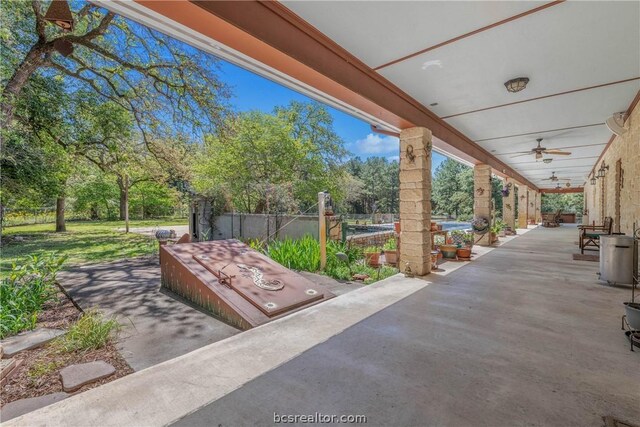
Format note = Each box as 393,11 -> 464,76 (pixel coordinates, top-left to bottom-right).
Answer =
190,203 -> 318,242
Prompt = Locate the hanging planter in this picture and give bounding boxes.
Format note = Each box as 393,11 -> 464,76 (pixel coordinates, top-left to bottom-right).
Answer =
501,182 -> 512,197
471,217 -> 490,234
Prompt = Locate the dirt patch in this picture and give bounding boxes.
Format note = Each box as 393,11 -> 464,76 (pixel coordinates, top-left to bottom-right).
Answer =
37,290 -> 82,330
1,293 -> 133,406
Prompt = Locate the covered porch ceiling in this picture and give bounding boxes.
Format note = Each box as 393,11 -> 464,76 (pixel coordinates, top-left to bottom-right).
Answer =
99,1 -> 640,191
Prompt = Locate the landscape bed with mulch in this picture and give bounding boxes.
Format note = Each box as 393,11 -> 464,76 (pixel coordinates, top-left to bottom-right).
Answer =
1,290 -> 133,406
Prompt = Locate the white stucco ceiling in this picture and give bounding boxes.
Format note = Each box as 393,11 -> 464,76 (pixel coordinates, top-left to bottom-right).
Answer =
283,0 -> 640,189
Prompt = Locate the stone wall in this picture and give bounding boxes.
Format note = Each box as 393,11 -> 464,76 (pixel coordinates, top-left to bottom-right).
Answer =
584,99 -> 640,235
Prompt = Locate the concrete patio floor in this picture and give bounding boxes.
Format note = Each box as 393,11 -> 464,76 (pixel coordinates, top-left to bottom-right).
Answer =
7,225 -> 639,426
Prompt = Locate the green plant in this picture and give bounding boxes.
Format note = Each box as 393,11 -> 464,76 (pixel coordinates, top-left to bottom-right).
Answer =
364,246 -> 381,254
0,253 -> 66,339
491,220 -> 507,234
266,235 -> 321,272
28,360 -> 63,379
383,238 -> 397,251
53,310 -> 121,352
246,238 -> 265,253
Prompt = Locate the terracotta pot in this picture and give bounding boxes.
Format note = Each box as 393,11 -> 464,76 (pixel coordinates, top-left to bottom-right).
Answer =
394,222 -> 401,233
440,244 -> 457,259
384,250 -> 398,265
365,251 -> 380,267
456,248 -> 471,258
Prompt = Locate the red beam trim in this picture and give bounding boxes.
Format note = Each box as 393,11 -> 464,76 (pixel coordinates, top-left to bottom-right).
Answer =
373,1 -> 565,71
540,187 -> 584,194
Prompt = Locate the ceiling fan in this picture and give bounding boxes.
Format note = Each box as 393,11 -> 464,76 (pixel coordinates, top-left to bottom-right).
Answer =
511,138 -> 572,160
542,171 -> 571,182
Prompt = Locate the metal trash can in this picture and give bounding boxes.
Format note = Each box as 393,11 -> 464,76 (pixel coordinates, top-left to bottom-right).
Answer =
599,235 -> 634,285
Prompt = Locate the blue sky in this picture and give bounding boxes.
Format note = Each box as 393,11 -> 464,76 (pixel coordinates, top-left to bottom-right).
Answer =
217,61 -> 447,171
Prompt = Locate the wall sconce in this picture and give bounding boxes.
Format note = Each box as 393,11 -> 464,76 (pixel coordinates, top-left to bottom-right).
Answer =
590,176 -> 596,185
597,162 -> 609,178
44,0 -> 74,31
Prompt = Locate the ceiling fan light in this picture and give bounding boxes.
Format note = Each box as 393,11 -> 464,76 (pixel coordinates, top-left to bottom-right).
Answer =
542,158 -> 552,164
504,77 -> 529,93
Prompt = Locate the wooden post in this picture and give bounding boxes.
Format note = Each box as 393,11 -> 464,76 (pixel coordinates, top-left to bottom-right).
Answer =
124,174 -> 130,234
319,192 -> 327,270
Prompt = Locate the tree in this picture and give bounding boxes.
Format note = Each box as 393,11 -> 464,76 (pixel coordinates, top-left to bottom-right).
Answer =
194,103 -> 348,214
1,1 -> 223,231
1,73 -> 73,231
541,193 -> 584,213
1,0 -> 230,141
431,159 -> 472,218
343,157 -> 399,214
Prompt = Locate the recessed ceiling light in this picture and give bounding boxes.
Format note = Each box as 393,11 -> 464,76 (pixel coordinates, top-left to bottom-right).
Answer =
504,77 -> 529,93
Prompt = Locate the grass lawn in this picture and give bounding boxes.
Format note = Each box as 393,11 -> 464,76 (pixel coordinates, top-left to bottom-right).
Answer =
1,219 -> 187,276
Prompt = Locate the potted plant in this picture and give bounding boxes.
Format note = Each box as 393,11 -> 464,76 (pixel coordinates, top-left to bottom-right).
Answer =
463,231 -> 475,249
456,246 -> 471,259
440,243 -> 458,259
490,221 -> 505,243
383,238 -> 398,266
364,246 -> 381,267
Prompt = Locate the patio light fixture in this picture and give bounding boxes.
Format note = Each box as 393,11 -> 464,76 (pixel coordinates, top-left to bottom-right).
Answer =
597,162 -> 609,178
542,158 -> 552,164
504,77 -> 529,93
590,176 -> 597,185
44,0 -> 74,31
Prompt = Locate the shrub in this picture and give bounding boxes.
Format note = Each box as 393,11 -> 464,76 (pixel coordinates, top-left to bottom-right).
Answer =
53,309 -> 121,352
263,236 -> 393,284
266,235 -> 320,272
383,238 -> 397,251
0,253 -> 66,339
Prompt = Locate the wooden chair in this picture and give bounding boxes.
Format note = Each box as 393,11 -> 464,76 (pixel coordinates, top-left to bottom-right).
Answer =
543,209 -> 562,227
579,217 -> 613,254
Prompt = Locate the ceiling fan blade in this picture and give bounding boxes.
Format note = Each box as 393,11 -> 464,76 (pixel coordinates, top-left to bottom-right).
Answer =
544,150 -> 572,155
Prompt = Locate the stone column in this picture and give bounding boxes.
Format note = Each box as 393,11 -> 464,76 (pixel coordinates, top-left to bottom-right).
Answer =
502,179 -> 516,230
535,192 -> 542,223
399,127 -> 432,276
517,184 -> 529,229
473,164 -> 492,246
527,188 -> 536,223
